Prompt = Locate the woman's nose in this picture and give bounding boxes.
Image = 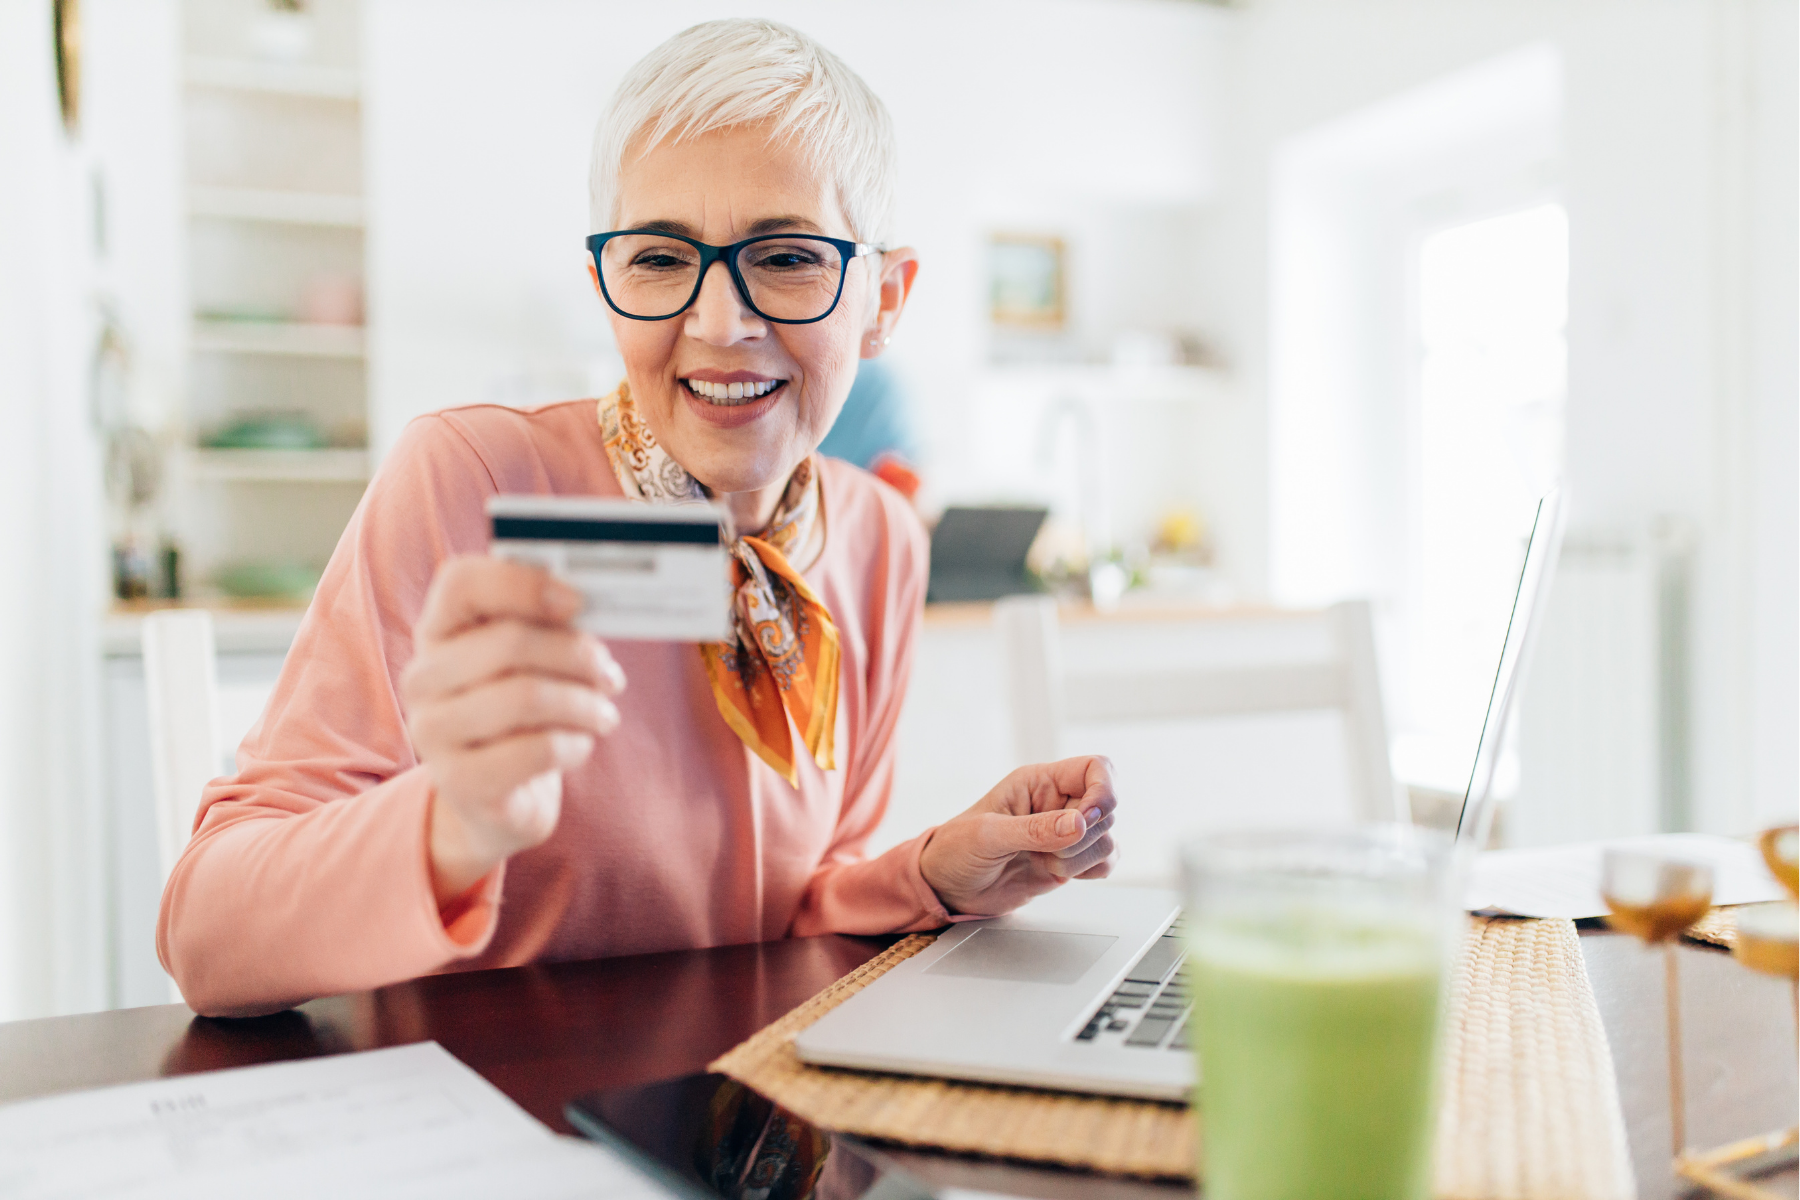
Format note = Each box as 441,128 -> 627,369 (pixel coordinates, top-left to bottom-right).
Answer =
684,260 -> 764,345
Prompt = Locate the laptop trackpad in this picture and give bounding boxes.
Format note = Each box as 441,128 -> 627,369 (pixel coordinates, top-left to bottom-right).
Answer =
924,929 -> 1118,985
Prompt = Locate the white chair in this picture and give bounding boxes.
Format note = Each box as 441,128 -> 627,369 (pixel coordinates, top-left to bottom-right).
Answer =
994,596 -> 1406,827
142,610 -> 273,1001
142,610 -> 222,890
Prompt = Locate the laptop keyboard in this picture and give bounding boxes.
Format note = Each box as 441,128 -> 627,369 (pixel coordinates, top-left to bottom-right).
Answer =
1075,916 -> 1191,1052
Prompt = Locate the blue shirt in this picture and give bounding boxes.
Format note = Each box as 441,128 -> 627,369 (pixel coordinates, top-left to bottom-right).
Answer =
818,359 -> 921,470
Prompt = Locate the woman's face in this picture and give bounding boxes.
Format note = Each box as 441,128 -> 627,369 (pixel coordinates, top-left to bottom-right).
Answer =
603,124 -> 916,505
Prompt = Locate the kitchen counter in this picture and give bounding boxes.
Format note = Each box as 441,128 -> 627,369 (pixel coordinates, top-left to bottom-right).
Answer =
922,597 -> 1310,628
102,601 -> 307,657
106,596 -> 1307,655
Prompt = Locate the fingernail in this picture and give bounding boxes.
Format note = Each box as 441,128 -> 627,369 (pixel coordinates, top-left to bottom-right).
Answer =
552,730 -> 594,761
591,644 -> 627,691
1083,806 -> 1102,824
1056,810 -> 1083,837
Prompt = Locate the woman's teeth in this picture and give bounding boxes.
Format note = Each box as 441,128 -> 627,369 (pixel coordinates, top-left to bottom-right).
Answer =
684,378 -> 781,404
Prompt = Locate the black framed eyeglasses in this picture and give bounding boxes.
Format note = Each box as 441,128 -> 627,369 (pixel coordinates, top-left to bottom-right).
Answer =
587,230 -> 882,325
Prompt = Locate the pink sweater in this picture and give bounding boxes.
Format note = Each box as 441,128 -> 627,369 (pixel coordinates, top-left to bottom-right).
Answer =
158,401 -> 949,1017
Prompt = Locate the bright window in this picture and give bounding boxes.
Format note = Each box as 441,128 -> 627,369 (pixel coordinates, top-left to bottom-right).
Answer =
1401,203 -> 1568,788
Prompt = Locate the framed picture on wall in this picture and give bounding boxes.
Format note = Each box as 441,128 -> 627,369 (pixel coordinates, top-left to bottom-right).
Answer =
54,0 -> 82,133
989,234 -> 1066,329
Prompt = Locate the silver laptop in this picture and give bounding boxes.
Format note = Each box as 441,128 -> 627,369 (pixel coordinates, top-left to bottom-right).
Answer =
796,491 -> 1566,1101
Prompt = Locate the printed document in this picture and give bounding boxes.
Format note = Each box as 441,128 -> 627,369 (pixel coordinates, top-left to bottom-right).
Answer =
0,1041 -> 674,1199
1466,832 -> 1786,918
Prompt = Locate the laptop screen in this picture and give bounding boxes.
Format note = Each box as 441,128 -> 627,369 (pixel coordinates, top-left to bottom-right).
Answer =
926,506 -> 1048,603
1454,488 -> 1566,850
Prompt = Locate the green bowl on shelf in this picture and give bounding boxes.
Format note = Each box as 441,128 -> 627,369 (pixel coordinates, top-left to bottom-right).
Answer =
213,562 -> 321,601
203,414 -> 328,451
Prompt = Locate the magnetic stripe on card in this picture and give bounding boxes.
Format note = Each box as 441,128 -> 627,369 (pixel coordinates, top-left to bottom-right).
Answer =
491,517 -> 721,545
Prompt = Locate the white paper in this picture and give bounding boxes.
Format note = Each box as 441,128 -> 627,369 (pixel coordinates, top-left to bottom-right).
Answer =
0,1042 -> 675,1199
1465,832 -> 1786,918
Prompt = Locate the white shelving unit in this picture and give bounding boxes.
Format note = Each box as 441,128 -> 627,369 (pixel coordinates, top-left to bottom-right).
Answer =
174,0 -> 370,600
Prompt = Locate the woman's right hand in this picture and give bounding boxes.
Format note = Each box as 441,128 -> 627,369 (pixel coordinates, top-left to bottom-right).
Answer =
401,556 -> 627,905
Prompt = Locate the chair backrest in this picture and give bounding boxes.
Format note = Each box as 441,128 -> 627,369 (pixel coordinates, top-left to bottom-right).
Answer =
994,596 -> 1405,823
141,610 -> 222,885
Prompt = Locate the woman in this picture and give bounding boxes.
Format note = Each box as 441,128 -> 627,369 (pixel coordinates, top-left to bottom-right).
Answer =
159,18 -> 1118,1018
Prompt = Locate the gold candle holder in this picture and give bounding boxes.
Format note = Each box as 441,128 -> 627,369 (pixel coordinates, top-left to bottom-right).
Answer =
1599,848 -> 1713,1161
1672,825 -> 1798,1200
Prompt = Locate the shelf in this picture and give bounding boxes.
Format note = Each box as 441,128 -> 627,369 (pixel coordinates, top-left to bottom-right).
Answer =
192,319 -> 365,358
184,56 -> 360,101
189,186 -> 363,228
187,448 -> 370,483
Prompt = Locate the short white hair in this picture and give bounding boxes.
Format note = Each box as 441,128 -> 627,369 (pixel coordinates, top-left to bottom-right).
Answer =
589,19 -> 897,246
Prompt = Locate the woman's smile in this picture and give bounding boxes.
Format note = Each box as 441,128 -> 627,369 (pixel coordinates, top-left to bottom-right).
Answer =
678,368 -> 791,428
682,377 -> 784,404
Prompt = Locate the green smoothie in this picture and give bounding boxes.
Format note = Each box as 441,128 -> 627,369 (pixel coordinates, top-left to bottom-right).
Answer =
1188,915 -> 1445,1200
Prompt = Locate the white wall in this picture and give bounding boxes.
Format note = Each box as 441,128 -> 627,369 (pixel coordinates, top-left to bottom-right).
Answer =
1267,44 -> 1561,613
1739,0 -> 1799,833
86,0 -> 186,426
1200,0 -> 1797,837
0,0 -> 117,1020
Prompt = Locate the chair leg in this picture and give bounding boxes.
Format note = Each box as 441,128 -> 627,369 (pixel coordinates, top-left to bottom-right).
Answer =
995,596 -> 1064,766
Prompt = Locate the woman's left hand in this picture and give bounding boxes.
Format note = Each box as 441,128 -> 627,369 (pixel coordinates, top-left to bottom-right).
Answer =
918,756 -> 1118,917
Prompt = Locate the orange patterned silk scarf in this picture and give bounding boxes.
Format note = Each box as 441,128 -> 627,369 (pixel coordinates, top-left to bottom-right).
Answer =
597,383 -> 839,785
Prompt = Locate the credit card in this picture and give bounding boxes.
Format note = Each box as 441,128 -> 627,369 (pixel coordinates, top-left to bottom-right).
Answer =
487,495 -> 731,642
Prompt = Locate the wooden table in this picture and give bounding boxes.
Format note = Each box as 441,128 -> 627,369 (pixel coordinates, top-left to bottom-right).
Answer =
1,928 -> 1793,1199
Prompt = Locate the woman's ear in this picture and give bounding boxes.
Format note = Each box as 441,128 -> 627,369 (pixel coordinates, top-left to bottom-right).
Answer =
861,248 -> 920,360
587,260 -> 604,298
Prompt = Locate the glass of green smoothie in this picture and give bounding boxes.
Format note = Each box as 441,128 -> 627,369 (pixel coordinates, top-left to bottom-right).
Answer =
1181,826 -> 1459,1200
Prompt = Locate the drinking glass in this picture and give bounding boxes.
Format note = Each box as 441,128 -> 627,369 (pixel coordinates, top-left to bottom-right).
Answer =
1742,825 -> 1799,984
1181,827 -> 1459,1200
1759,825 -> 1798,898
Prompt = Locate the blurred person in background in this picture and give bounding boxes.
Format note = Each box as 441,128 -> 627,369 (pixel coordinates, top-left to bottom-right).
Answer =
158,18 -> 1118,1017
819,358 -> 924,501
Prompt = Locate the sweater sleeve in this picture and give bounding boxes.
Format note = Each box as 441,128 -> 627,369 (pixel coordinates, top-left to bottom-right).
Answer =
157,415 -> 506,1017
788,478 -> 953,937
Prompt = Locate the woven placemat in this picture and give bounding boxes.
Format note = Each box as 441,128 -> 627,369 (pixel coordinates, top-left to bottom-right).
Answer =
1433,917 -> 1635,1200
711,917 -> 1635,1198
717,934 -> 1194,1177
1684,906 -> 1739,949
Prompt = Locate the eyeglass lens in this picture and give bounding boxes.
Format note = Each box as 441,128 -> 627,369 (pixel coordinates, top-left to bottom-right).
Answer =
598,235 -> 848,321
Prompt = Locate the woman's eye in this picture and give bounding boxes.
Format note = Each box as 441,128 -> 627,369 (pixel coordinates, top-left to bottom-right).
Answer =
634,252 -> 691,270
751,250 -> 822,270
